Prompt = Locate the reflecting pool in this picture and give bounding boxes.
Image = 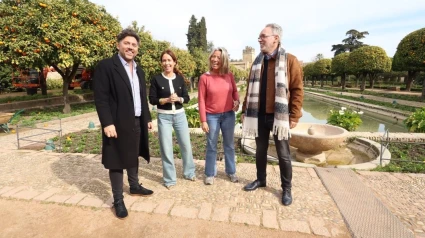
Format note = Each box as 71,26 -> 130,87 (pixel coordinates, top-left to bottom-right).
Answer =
300,97 -> 408,132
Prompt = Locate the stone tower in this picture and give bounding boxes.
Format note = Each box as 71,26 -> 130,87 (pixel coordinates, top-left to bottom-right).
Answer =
242,46 -> 255,69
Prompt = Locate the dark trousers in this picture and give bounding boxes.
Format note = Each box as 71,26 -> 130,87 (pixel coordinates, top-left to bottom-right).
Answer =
109,117 -> 141,201
255,114 -> 292,189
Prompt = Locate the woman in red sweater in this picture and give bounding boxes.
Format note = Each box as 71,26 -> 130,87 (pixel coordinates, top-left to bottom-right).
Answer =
198,47 -> 240,185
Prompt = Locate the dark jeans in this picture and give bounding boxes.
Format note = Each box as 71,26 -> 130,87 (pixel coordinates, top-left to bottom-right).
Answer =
255,114 -> 292,189
109,117 -> 141,201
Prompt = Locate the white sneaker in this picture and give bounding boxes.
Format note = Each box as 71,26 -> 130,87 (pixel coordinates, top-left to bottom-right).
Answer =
204,176 -> 214,185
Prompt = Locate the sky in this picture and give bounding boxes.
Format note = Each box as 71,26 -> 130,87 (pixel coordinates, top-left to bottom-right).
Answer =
91,0 -> 425,63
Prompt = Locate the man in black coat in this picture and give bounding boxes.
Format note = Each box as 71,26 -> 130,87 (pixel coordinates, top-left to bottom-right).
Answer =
94,28 -> 153,219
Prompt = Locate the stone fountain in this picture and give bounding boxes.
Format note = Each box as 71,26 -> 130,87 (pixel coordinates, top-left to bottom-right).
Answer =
239,122 -> 389,169
289,123 -> 349,165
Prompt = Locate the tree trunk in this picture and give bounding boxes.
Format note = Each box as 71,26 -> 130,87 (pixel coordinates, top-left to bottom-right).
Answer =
405,71 -> 417,92
39,67 -> 47,95
369,74 -> 375,89
189,77 -> 193,93
320,76 -> 324,88
360,73 -> 367,91
341,73 -> 346,90
422,78 -> 425,101
62,78 -> 71,114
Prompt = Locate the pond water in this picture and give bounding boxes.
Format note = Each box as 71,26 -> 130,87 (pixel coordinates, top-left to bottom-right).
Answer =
300,97 -> 408,132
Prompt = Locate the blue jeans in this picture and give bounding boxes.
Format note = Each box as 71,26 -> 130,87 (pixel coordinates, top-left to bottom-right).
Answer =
158,112 -> 195,186
205,110 -> 236,177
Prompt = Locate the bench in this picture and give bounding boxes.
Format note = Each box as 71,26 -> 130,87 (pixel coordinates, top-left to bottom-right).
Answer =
0,109 -> 24,133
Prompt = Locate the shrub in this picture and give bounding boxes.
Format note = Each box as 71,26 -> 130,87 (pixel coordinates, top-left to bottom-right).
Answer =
46,78 -> 63,90
404,108 -> 425,132
327,107 -> 363,131
185,107 -> 201,128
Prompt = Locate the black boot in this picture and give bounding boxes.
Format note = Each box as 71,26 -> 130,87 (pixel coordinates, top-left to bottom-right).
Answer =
130,183 -> 154,196
113,199 -> 128,219
282,188 -> 292,206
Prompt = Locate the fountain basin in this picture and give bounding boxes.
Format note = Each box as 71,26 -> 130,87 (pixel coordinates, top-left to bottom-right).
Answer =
241,136 -> 390,170
289,123 -> 349,154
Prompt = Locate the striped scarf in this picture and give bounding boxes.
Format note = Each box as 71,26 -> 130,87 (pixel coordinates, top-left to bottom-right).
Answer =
242,47 -> 290,140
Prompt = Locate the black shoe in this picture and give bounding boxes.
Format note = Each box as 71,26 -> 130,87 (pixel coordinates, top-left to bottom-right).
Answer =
282,188 -> 292,206
113,200 -> 128,219
130,183 -> 154,196
243,180 -> 266,191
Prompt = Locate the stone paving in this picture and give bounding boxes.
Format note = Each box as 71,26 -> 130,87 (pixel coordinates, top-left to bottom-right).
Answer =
0,111 -> 424,237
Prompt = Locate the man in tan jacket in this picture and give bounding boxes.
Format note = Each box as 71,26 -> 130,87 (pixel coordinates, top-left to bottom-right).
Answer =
241,23 -> 303,206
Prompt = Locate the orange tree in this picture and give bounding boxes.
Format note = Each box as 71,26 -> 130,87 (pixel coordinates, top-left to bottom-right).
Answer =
331,52 -> 350,90
392,28 -> 425,97
0,0 -> 121,113
172,47 -> 196,88
303,63 -> 315,86
347,46 -> 391,91
313,58 -> 332,88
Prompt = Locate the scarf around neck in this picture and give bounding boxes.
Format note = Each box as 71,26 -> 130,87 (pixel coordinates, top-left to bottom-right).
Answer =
242,46 -> 290,140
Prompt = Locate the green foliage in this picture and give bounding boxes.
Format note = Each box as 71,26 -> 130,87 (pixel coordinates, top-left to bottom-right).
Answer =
185,97 -> 198,107
185,107 -> 201,128
404,107 -> 425,132
186,15 -> 199,54
236,111 -> 242,124
172,47 -> 196,79
197,17 -> 207,52
327,107 -> 363,131
313,59 -> 332,75
373,143 -> 425,173
46,78 -> 62,90
0,64 -> 12,89
0,0 -> 122,112
331,29 -> 369,56
392,28 -> 425,72
186,15 -> 208,54
230,65 -> 248,82
303,63 -> 315,78
346,46 -> 391,75
331,52 -> 350,75
191,47 -> 209,78
10,103 -> 96,126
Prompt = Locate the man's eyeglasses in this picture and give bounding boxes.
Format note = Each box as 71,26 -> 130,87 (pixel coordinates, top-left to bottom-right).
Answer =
258,34 -> 275,40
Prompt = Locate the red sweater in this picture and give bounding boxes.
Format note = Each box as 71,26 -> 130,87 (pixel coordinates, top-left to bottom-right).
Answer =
198,72 -> 239,122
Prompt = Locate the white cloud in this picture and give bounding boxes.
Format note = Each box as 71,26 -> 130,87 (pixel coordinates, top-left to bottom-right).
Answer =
91,0 -> 425,61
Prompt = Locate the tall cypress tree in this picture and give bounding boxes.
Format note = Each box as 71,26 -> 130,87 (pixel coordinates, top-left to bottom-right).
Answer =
186,15 -> 199,54
198,17 -> 207,52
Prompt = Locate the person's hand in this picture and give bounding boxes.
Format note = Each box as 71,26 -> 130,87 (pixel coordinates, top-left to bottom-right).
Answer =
240,114 -> 245,124
201,122 -> 209,133
232,100 -> 240,111
147,122 -> 153,131
104,125 -> 117,138
170,93 -> 180,102
290,121 -> 298,129
160,97 -> 171,105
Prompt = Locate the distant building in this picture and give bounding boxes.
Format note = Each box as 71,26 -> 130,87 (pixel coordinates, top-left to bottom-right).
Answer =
230,46 -> 255,70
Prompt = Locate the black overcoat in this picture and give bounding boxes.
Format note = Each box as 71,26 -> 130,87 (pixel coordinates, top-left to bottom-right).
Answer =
94,54 -> 151,169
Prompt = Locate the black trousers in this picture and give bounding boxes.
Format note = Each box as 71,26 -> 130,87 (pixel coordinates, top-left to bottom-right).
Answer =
255,114 -> 292,189
109,117 -> 141,201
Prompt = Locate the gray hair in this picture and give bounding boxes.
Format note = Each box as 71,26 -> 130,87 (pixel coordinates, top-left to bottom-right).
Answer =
265,23 -> 282,42
208,47 -> 229,75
